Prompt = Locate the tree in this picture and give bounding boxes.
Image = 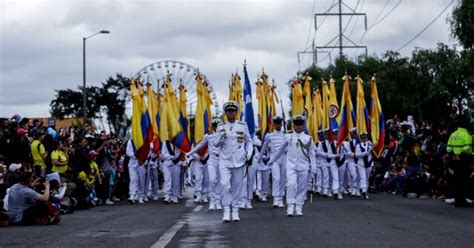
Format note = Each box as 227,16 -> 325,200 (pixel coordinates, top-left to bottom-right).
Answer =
296,44 -> 473,127
449,0 -> 474,49
50,74 -> 131,135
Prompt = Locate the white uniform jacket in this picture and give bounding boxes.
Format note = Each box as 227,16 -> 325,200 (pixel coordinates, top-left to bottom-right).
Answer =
216,121 -> 253,168
285,132 -> 316,172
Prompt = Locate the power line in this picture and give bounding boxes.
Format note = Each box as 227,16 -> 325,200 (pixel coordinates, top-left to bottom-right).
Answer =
316,0 -> 367,63
345,0 -> 364,43
359,0 -> 402,43
303,0 -> 317,53
396,0 -> 455,52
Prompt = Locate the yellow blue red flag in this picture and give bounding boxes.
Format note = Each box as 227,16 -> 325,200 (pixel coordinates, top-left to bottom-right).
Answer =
369,75 -> 385,158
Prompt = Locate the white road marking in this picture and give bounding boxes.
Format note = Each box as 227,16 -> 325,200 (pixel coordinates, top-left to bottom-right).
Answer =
151,220 -> 186,248
193,205 -> 203,212
151,205 -> 203,247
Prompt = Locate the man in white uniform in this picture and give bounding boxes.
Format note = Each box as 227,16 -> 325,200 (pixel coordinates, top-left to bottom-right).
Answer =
261,116 -> 287,208
126,139 -> 146,204
314,130 -> 326,196
284,115 -> 316,216
342,128 -> 360,196
161,141 -> 182,203
186,118 -> 223,210
217,101 -> 253,222
319,128 -> 340,199
355,131 -> 373,199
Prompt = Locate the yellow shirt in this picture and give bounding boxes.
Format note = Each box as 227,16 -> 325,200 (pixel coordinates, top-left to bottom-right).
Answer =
51,150 -> 68,174
79,161 -> 99,188
31,140 -> 47,170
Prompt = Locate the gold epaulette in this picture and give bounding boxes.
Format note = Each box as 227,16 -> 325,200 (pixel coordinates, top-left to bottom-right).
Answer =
218,122 -> 224,126
238,121 -> 247,125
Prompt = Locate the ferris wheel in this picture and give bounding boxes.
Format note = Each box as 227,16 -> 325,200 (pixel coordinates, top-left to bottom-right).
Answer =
133,60 -> 220,116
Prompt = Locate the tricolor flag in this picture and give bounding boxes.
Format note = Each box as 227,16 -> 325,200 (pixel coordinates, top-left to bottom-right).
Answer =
130,80 -> 151,164
336,74 -> 356,147
321,79 -> 331,139
291,78 -> 304,117
369,75 -> 385,158
312,88 -> 323,141
159,78 -> 182,142
173,84 -> 191,152
328,78 -> 339,130
146,84 -> 160,154
355,75 -> 369,138
233,73 -> 244,121
303,75 -> 313,134
194,73 -> 210,157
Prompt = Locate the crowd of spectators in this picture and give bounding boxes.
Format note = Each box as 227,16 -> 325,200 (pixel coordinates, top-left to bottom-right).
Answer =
0,115 -> 131,226
368,115 -> 473,205
0,113 -> 472,227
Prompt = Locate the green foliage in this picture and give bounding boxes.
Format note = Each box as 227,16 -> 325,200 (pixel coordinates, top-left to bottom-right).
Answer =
449,0 -> 474,49
297,44 -> 474,127
50,74 -> 131,135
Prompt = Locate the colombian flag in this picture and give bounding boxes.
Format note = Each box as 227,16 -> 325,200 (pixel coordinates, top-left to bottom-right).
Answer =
321,79 -> 331,140
159,78 -> 182,143
303,75 -> 313,135
311,88 -> 323,141
337,74 -> 356,148
194,73 -> 209,157
328,78 -> 340,130
130,80 -> 151,164
369,75 -> 385,158
146,84 -> 160,154
355,75 -> 369,138
173,84 -> 191,153
291,78 -> 304,117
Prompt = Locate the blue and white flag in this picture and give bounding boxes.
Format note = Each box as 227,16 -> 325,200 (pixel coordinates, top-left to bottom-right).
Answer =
243,64 -> 255,138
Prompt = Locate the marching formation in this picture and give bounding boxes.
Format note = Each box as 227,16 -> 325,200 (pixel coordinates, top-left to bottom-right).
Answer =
128,63 -> 386,223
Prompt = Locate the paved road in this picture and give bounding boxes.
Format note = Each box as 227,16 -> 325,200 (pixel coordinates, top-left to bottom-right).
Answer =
1,192 -> 473,248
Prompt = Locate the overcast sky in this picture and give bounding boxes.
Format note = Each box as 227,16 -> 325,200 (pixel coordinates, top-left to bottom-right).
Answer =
0,0 -> 457,119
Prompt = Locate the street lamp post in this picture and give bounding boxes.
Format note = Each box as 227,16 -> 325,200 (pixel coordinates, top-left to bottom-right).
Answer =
83,30 -> 110,118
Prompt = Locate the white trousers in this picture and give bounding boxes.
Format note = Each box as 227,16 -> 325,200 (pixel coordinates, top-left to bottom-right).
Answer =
315,162 -> 324,192
241,165 -> 257,201
192,162 -> 209,196
162,163 -> 181,198
220,165 -> 245,208
271,158 -> 286,201
147,166 -> 159,196
207,157 -> 222,201
258,170 -> 271,196
356,164 -> 373,192
286,169 -> 308,206
346,161 -> 359,191
338,164 -> 347,193
129,164 -> 146,197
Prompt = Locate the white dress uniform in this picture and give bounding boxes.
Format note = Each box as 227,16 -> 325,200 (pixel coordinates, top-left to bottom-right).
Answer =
256,140 -> 271,202
217,119 -> 253,222
240,136 -> 262,209
262,129 -> 287,207
187,131 -> 223,210
355,138 -> 374,199
343,138 -> 360,196
314,136 -> 327,195
146,146 -> 160,200
284,127 -> 316,216
318,138 -> 340,196
334,138 -> 347,199
126,139 -> 146,203
190,153 -> 209,203
160,141 -> 182,203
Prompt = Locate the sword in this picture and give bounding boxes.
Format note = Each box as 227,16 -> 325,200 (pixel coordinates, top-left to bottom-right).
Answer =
278,90 -> 287,132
